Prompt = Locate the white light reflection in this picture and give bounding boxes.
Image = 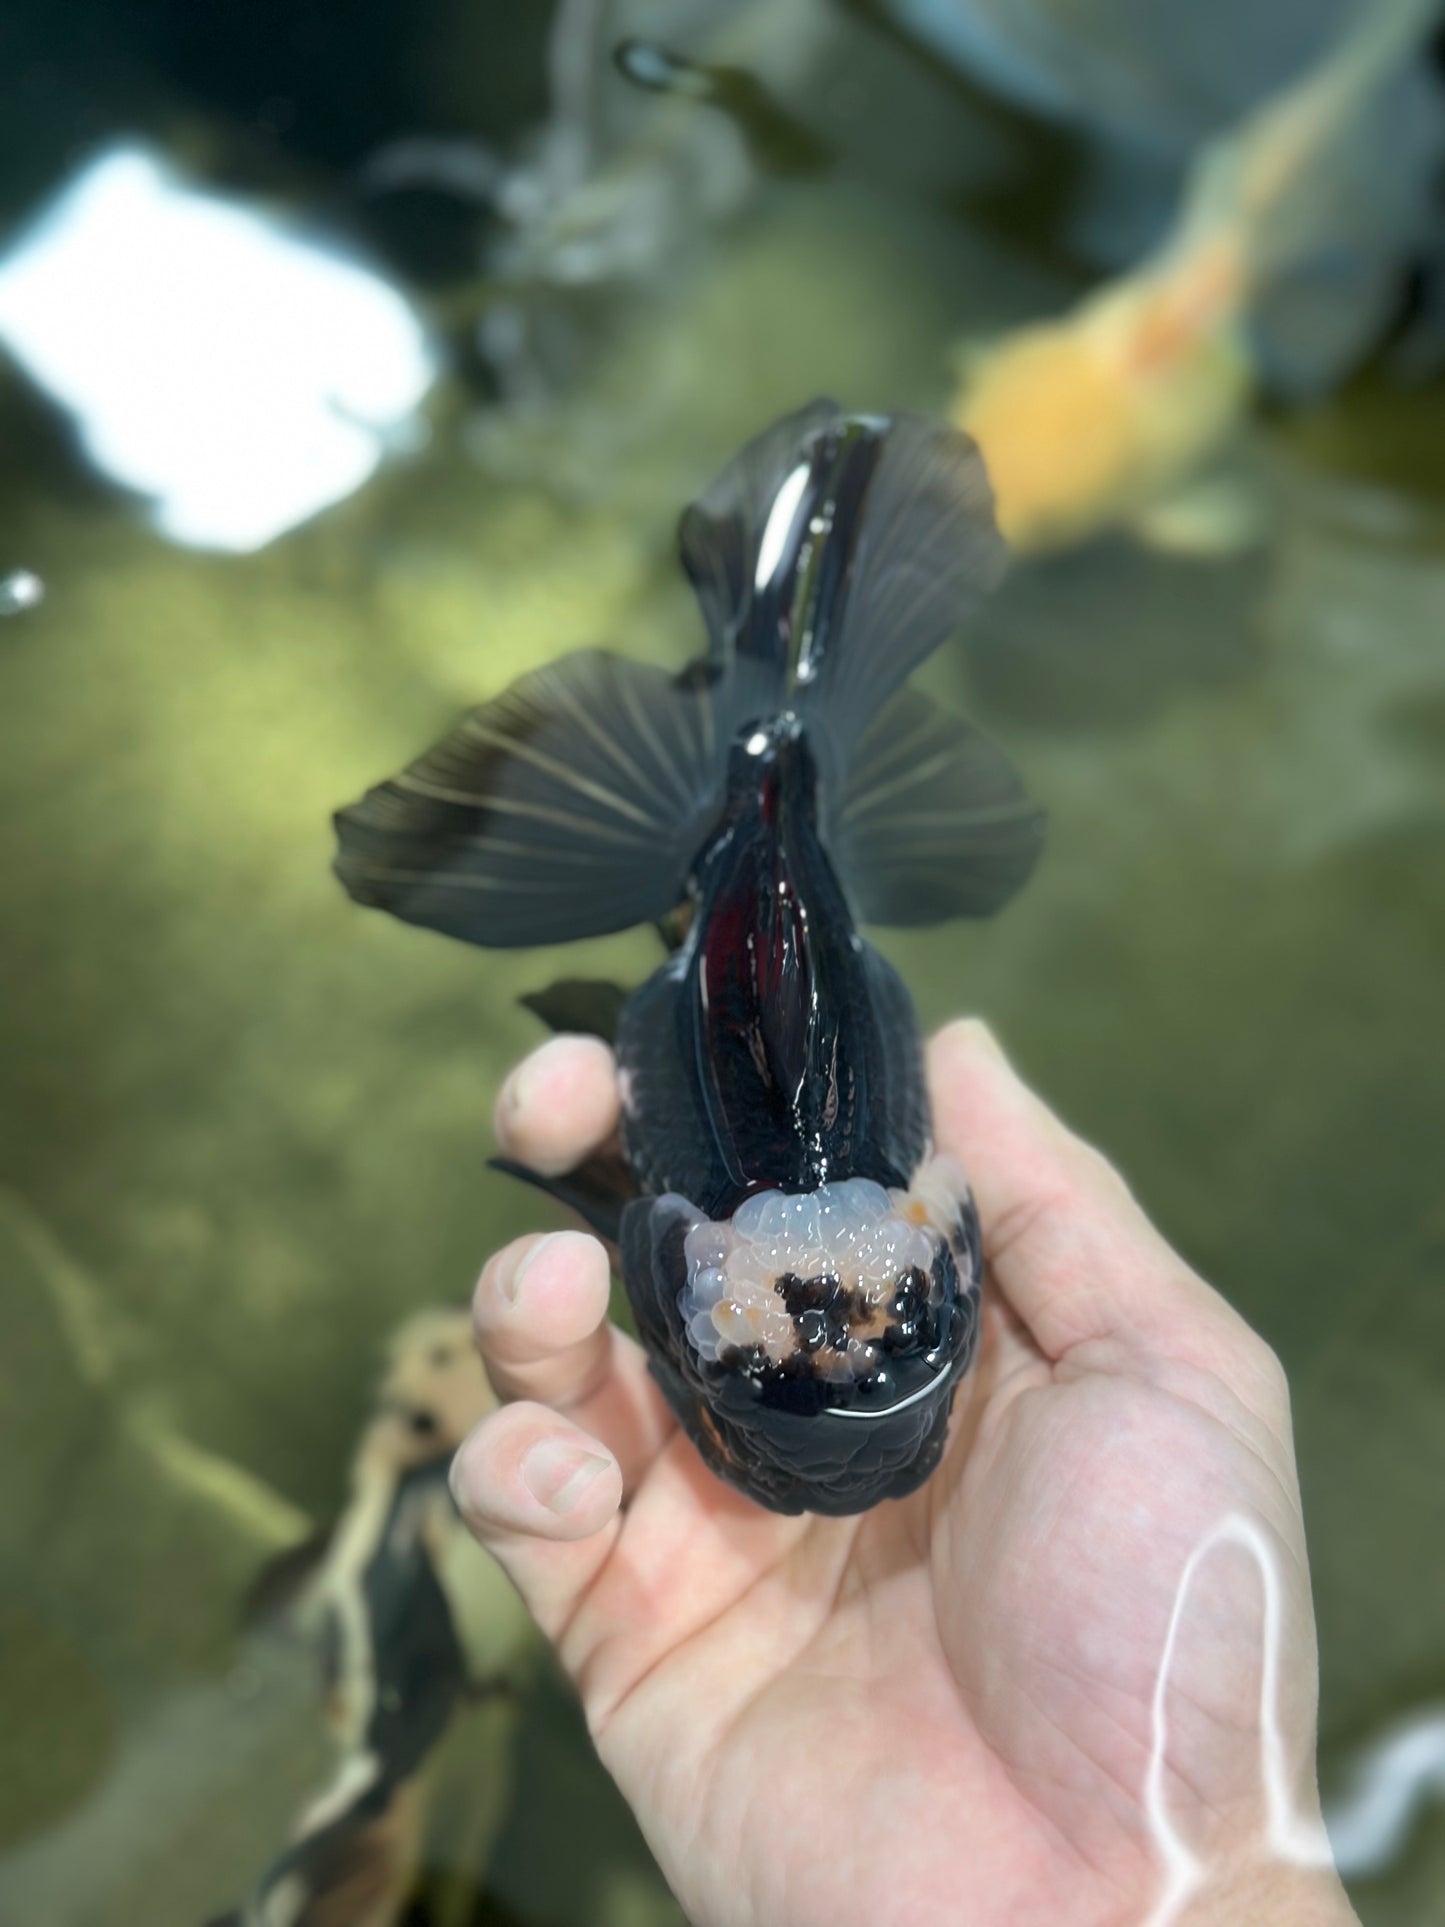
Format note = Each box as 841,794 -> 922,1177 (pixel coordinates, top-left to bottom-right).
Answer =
753,462 -> 811,591
0,147 -> 436,551
1325,1705 -> 1445,1879
1144,1512 -> 1334,1927
0,569 -> 44,614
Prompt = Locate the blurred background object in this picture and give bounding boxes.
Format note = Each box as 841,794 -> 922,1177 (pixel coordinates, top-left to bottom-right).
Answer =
209,1309 -> 534,1927
0,147 -> 437,551
949,0 -> 1445,550
1326,1706 -> 1445,1882
0,1 -> 1442,1923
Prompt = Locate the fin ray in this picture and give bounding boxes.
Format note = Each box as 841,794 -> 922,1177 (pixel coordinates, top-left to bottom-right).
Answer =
802,416 -> 1008,757
334,650 -> 727,948
828,690 -> 1045,926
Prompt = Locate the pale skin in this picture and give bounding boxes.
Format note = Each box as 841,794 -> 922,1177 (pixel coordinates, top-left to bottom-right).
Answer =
451,1020 -> 1359,1927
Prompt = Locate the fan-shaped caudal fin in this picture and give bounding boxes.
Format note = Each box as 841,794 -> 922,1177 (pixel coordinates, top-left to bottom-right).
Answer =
679,405 -> 1008,758
797,414 -> 1009,759
333,649 -> 728,948
677,395 -> 842,668
827,688 -> 1046,926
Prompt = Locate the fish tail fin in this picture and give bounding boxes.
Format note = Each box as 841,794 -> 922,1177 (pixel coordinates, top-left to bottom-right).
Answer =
333,406 -> 1043,955
682,401 -> 1045,924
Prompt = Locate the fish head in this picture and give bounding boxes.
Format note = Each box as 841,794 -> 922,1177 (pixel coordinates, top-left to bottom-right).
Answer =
621,1158 -> 982,1514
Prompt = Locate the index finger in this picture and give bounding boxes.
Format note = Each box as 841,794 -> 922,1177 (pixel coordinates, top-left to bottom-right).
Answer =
493,1034 -> 621,1176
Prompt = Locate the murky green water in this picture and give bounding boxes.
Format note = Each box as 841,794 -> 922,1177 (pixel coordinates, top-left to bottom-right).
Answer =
1,8 -> 1443,1923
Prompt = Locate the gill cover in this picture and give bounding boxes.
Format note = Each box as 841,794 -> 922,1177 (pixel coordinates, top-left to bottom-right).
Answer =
333,401 -> 1044,943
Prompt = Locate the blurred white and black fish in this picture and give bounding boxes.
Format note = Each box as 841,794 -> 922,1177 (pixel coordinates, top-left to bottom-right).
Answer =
211,1310 -> 529,1927
333,404 -> 1043,1515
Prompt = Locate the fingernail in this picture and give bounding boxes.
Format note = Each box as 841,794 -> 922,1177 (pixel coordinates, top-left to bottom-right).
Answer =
494,1038 -> 564,1140
499,1232 -> 559,1306
521,1438 -> 614,1514
493,1065 -> 526,1135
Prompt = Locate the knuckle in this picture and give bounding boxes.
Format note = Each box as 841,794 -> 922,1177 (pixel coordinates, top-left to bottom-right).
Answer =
1072,1139 -> 1135,1209
1248,1335 -> 1292,1416
933,1015 -> 1003,1064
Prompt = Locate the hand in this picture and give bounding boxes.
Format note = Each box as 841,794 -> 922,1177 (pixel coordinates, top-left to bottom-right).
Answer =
451,1021 -> 1357,1927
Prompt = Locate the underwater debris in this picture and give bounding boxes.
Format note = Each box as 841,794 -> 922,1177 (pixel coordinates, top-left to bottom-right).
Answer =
612,37 -> 831,176
214,1309 -> 532,1927
950,0 -> 1442,550
0,146 -> 436,552
334,402 -> 1042,1513
362,0 -> 827,436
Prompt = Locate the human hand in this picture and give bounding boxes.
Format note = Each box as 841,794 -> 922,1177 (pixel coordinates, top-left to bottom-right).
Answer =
451,1021 -> 1357,1926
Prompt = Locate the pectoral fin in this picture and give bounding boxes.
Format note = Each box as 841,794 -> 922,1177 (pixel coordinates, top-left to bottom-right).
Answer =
334,650 -> 725,948
488,1150 -> 637,1244
828,688 -> 1045,925
519,977 -> 629,1045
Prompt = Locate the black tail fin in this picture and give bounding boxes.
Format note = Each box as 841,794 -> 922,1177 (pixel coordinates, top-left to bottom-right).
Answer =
681,401 -> 1043,923
333,405 -> 1041,950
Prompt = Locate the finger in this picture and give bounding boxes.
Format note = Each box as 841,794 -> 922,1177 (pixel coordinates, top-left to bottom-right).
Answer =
451,1403 -> 622,1639
927,1020 -> 1277,1391
473,1230 -> 675,1491
493,1034 -> 620,1177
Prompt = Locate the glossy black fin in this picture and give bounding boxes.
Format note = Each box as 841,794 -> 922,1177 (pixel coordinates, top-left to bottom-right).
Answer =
519,978 -> 629,1045
334,650 -> 727,948
613,41 -> 833,176
488,1151 -> 636,1244
678,396 -> 842,671
678,404 -> 1008,780
854,940 -> 930,1177
828,689 -> 1045,925
797,415 -> 1008,762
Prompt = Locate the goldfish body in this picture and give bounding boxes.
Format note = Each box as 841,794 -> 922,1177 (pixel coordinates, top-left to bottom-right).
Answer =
334,403 -> 1043,1514
954,0 -> 1440,551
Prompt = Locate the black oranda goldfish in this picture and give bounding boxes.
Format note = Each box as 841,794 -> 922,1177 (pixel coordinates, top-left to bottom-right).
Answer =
334,401 -> 1044,1514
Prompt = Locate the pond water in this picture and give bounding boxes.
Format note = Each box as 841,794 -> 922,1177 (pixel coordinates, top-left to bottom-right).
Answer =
0,3 -> 1442,1923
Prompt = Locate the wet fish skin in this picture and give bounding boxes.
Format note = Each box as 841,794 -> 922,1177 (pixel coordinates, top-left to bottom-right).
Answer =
334,402 -> 1042,1513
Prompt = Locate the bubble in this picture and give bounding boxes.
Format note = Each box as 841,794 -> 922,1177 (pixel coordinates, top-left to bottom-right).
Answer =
724,1243 -> 772,1289
733,1189 -> 821,1244
730,1191 -> 775,1240
713,1299 -> 754,1347
690,1264 -> 726,1306
834,1178 -> 892,1220
684,1222 -> 730,1271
